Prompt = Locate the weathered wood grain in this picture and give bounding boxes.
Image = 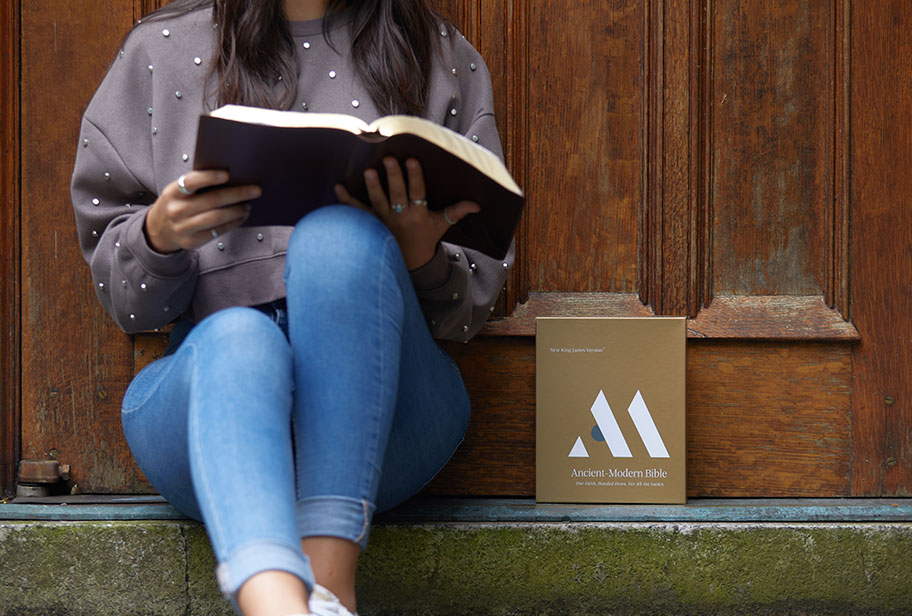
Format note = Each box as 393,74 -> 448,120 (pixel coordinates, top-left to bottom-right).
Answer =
686,295 -> 859,341
699,0 -> 715,312
711,0 -> 833,296
642,0 -> 662,312
482,293 -> 654,336
687,341 -> 851,497
657,0 -> 694,316
20,1 -> 137,493
641,0 -> 713,318
850,1 -> 912,496
427,338 -> 852,497
830,0 -> 850,319
480,293 -> 858,340
133,333 -> 170,375
1,0 -> 21,497
522,1 -> 643,294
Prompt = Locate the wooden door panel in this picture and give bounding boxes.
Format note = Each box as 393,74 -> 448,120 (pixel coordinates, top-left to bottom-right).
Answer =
1,0 -> 21,496
711,0 -> 833,297
523,0 -> 643,293
12,0 -> 908,498
20,0 -> 138,493
850,0 -> 912,496
686,341 -> 851,497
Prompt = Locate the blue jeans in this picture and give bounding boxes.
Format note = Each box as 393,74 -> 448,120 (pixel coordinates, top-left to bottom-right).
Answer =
121,206 -> 471,598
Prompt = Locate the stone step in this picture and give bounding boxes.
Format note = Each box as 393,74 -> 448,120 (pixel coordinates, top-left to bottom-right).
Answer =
1,498 -> 910,615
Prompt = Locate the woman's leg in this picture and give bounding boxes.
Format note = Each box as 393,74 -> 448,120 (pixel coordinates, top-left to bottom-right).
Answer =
121,307 -> 313,615
284,206 -> 470,610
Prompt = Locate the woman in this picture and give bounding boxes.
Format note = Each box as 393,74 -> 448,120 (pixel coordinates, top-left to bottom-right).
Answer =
70,0 -> 513,614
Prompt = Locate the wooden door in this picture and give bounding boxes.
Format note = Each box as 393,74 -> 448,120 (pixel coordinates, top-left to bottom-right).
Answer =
4,0 -> 910,498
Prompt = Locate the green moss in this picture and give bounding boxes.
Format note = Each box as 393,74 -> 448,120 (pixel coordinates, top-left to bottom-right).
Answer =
0,521 -> 187,616
358,523 -> 912,616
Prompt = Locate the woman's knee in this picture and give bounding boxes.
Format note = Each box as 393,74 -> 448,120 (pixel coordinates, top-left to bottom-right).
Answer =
287,205 -> 396,263
285,205 -> 403,293
187,307 -> 291,368
184,308 -> 293,422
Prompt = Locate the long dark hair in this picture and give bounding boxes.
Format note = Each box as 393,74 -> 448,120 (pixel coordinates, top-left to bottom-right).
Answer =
140,0 -> 445,115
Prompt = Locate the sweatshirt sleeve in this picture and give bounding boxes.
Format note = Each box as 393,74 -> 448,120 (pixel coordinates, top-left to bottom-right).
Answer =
71,27 -> 198,334
409,34 -> 516,343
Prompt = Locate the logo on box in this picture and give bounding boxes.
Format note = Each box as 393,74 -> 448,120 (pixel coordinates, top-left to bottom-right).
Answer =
569,390 -> 669,459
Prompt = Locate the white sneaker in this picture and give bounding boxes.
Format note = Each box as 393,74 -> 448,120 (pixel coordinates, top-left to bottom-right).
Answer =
307,583 -> 358,616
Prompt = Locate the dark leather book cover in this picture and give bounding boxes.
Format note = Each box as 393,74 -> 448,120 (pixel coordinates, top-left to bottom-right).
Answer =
193,112 -> 524,260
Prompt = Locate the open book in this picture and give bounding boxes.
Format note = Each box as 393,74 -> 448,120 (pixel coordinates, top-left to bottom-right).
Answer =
193,105 -> 524,260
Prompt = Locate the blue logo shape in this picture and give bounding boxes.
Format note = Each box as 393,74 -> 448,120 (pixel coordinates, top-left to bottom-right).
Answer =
591,424 -> 605,442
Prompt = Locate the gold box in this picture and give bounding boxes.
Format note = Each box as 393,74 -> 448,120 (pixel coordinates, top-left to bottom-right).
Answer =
536,317 -> 686,503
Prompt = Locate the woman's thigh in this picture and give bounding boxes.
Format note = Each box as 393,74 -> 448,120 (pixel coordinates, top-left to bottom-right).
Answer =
121,306 -> 293,521
121,341 -> 202,519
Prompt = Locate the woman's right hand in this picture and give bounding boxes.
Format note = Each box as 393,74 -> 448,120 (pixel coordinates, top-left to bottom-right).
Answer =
144,170 -> 261,254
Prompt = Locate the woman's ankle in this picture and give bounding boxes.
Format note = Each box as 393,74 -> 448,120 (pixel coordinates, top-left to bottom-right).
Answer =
300,537 -> 360,613
237,569 -> 311,616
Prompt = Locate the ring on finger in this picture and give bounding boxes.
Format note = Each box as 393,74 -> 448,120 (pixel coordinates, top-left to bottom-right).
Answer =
210,228 -> 219,238
177,174 -> 192,195
443,207 -> 457,226
391,203 -> 405,214
410,199 -> 428,207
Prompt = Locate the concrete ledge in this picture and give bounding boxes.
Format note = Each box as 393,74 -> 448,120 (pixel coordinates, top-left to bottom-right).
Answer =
5,496 -> 912,523
1,516 -> 911,615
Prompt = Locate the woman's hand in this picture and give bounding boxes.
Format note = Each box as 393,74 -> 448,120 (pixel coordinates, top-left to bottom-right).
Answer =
144,170 -> 261,254
334,157 -> 480,270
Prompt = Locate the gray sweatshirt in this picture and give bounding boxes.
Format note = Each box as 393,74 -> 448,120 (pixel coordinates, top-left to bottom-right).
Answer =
71,7 -> 513,341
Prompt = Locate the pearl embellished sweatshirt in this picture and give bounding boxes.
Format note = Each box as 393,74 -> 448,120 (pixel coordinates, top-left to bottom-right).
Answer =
71,7 -> 514,341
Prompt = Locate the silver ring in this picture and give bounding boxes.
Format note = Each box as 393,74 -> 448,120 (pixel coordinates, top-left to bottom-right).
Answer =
410,199 -> 428,207
443,207 -> 457,226
177,174 -> 192,195
391,203 -> 405,214
210,228 -> 219,238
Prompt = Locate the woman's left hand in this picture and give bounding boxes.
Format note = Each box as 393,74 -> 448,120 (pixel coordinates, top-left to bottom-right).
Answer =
334,157 -> 479,270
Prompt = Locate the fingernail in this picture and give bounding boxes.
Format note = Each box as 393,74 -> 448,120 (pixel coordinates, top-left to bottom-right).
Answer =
249,187 -> 262,198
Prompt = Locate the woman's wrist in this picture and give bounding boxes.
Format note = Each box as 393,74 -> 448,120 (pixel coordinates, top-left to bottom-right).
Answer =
403,241 -> 437,271
143,206 -> 180,255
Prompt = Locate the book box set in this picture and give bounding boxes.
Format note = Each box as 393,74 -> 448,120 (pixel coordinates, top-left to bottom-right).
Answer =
536,317 -> 686,504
